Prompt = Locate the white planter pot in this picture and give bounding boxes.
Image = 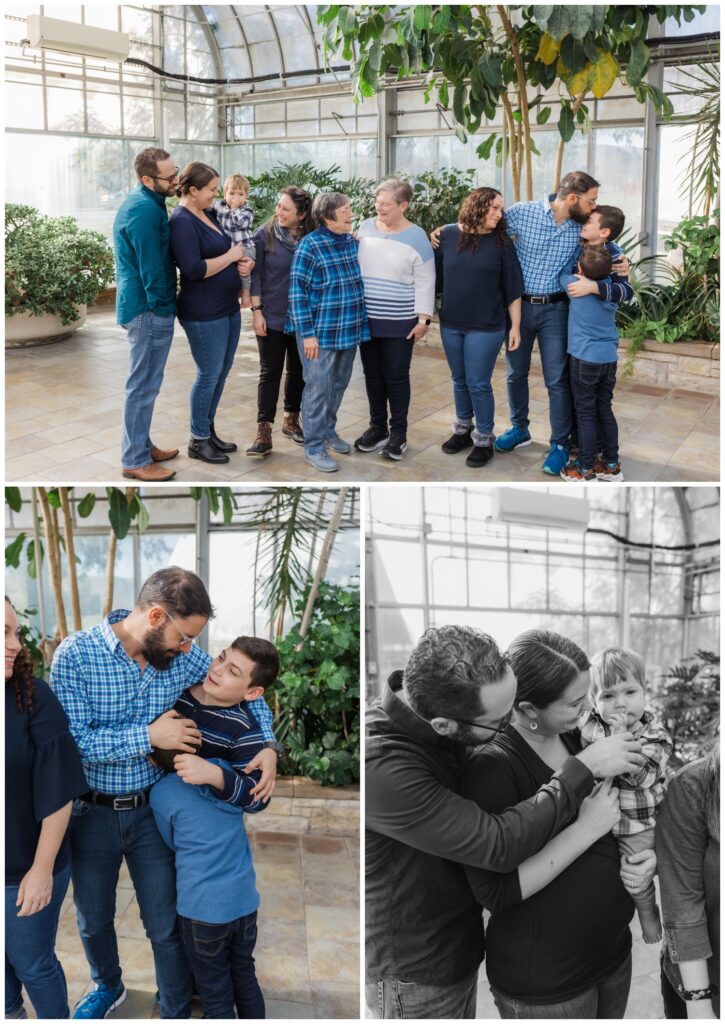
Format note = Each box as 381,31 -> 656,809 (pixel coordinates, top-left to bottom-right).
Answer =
5,306 -> 87,348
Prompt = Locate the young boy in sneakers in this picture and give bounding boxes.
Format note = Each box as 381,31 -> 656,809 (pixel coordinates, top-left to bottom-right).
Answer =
212,173 -> 256,308
149,636 -> 280,1019
559,245 -> 624,481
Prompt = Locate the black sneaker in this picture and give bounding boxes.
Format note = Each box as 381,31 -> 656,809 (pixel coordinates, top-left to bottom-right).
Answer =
354,424 -> 389,452
466,442 -> 494,468
442,428 -> 473,454
381,435 -> 407,461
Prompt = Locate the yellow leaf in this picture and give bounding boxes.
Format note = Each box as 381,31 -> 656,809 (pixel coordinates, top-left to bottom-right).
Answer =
567,62 -> 594,96
589,50 -> 618,99
536,32 -> 559,65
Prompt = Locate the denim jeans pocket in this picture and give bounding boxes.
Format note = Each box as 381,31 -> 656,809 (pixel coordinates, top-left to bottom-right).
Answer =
242,912 -> 258,943
192,920 -> 230,958
71,798 -> 92,817
574,359 -> 601,386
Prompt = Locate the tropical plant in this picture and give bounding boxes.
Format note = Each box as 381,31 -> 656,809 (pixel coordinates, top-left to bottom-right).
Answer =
318,5 -> 703,200
651,650 -> 719,772
5,204 -> 115,325
274,581 -> 360,786
669,60 -> 720,218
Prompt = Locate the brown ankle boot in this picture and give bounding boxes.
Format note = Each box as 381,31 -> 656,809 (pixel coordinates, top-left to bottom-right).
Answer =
246,422 -> 273,457
282,412 -> 304,445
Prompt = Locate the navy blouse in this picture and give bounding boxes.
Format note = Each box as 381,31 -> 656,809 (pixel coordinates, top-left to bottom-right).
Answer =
435,225 -> 524,332
5,678 -> 88,885
169,205 -> 242,322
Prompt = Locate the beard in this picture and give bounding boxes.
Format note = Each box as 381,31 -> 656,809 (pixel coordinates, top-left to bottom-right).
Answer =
569,198 -> 592,225
141,624 -> 176,671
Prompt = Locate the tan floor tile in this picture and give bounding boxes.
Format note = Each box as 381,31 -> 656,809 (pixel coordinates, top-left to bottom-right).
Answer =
256,953 -> 311,1003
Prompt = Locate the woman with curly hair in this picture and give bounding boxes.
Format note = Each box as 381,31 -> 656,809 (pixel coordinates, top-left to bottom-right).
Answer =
5,597 -> 87,1019
435,187 -> 524,468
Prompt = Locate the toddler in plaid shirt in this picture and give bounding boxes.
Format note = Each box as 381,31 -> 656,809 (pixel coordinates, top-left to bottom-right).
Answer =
212,173 -> 256,308
579,647 -> 673,943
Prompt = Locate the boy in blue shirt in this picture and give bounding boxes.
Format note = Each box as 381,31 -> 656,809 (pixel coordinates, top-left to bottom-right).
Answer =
150,636 -> 280,1019
559,245 -> 623,482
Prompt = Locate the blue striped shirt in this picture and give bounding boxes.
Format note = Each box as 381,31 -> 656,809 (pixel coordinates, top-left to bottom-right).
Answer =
286,226 -> 371,350
50,610 -> 274,794
357,219 -> 436,337
505,194 -> 583,294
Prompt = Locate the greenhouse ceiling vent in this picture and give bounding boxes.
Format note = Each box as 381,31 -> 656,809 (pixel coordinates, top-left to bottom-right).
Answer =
26,16 -> 130,63
491,490 -> 590,532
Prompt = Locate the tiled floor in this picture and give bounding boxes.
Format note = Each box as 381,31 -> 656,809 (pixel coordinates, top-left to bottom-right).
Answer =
26,831 -> 359,1020
6,310 -> 719,483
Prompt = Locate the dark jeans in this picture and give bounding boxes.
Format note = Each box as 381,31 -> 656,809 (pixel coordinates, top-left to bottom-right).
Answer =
490,952 -> 632,1019
366,969 -> 478,1018
69,800 -> 192,1018
5,862 -> 71,1019
180,310 -> 241,439
256,327 -> 304,422
661,968 -> 687,1019
569,355 -> 619,468
178,911 -> 264,1020
506,299 -> 572,446
360,335 -> 415,436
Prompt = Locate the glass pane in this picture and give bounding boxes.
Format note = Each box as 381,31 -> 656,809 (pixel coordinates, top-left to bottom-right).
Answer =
373,540 -> 422,604
163,97 -> 186,139
468,553 -> 509,609
584,566 -> 618,613
629,617 -> 683,678
593,127 -> 644,236
123,94 -> 155,136
87,90 -> 121,134
393,136 -> 435,174
84,5 -> 119,29
370,607 -> 425,700
6,82 -> 44,130
510,553 -> 546,609
163,13 -> 185,75
187,100 -> 217,141
46,85 -> 85,132
585,616 -> 620,653
351,138 -> 378,179
122,5 -> 153,37
549,556 -> 583,612
504,130 -> 588,205
369,488 -> 422,538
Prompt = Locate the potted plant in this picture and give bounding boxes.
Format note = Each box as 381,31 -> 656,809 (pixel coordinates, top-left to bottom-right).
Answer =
5,204 -> 115,347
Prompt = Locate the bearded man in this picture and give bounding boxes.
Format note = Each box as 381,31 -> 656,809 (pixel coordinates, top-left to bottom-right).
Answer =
50,566 -> 279,1019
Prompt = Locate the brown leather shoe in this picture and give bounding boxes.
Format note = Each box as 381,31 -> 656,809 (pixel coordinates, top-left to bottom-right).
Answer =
150,445 -> 179,462
122,463 -> 176,482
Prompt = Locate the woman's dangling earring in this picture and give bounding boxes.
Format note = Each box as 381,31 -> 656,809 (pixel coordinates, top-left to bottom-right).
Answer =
530,720 -> 538,731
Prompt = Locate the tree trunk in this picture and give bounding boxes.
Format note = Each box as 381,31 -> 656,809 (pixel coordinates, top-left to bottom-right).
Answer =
501,92 -> 520,202
498,5 -> 533,199
298,488 -> 350,643
552,91 -> 588,192
36,488 -> 68,640
59,488 -> 82,632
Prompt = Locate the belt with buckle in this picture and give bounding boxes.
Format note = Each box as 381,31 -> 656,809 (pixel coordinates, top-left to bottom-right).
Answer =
522,291 -> 567,304
81,788 -> 152,811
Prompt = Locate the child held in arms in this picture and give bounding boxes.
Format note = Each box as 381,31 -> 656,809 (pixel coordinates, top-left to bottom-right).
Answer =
149,636 -> 281,1020
212,173 -> 256,307
579,648 -> 673,944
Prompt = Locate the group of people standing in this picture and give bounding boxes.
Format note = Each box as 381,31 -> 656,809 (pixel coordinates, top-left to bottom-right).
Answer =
114,151 -> 631,480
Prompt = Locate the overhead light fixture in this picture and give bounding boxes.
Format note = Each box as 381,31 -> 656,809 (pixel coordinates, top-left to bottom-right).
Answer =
26,15 -> 130,63
491,489 -> 591,532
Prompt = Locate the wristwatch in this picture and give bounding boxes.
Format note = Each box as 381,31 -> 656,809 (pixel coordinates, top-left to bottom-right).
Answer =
262,739 -> 285,756
418,316 -> 432,326
250,303 -> 263,312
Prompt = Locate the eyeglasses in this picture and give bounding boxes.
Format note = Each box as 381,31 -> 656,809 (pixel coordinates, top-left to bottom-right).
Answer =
454,708 -> 513,737
163,609 -> 197,648
150,167 -> 180,183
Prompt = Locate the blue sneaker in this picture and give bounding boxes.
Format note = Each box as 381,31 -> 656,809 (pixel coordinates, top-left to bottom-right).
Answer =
304,449 -> 339,473
542,443 -> 569,476
325,433 -> 351,455
73,984 -> 126,1019
493,425 -> 532,452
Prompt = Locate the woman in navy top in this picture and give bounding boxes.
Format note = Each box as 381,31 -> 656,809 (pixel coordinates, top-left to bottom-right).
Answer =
169,162 -> 253,465
5,598 -> 87,1019
435,187 -> 524,469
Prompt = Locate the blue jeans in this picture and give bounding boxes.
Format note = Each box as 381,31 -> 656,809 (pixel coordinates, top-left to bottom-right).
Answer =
121,311 -> 176,468
5,863 -> 71,1019
295,334 -> 357,455
569,356 -> 619,468
490,951 -> 632,1019
178,912 -> 264,1020
360,335 -> 415,436
440,323 -> 506,440
69,800 -> 192,1018
506,299 -> 572,446
180,311 -> 241,439
366,969 -> 478,1018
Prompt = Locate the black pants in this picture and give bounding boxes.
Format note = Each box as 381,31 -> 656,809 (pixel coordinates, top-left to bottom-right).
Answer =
360,335 -> 415,436
256,328 -> 304,423
178,911 -> 265,1020
569,355 -> 618,468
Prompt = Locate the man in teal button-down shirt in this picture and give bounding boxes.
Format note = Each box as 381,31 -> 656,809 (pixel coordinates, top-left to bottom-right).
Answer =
113,148 -> 180,482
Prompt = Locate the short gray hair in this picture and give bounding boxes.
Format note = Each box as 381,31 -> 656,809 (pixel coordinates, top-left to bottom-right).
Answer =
312,191 -> 349,227
375,177 -> 413,205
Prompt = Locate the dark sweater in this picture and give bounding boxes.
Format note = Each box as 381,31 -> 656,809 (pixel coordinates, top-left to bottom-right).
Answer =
462,726 -> 633,1003
435,225 -> 524,332
169,205 -> 241,322
5,679 -> 88,885
250,225 -> 296,334
366,672 -> 595,985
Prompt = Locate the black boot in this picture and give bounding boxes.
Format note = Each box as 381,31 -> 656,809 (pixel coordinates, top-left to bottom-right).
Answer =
442,427 -> 473,454
466,442 -> 494,468
188,437 -> 230,464
209,420 -> 237,454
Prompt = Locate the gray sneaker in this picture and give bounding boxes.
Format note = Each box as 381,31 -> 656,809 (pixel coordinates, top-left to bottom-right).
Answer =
325,433 -> 351,455
304,449 -> 339,473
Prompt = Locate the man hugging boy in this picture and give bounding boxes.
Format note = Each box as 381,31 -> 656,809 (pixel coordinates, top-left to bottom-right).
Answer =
212,173 -> 256,308
150,636 -> 281,1019
579,648 -> 673,943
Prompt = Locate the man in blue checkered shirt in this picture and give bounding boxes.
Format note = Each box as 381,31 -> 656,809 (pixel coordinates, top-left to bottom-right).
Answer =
287,191 -> 371,473
50,567 -> 279,1020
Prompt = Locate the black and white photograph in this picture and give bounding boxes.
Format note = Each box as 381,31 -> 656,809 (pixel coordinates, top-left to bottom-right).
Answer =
365,485 -> 719,1019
